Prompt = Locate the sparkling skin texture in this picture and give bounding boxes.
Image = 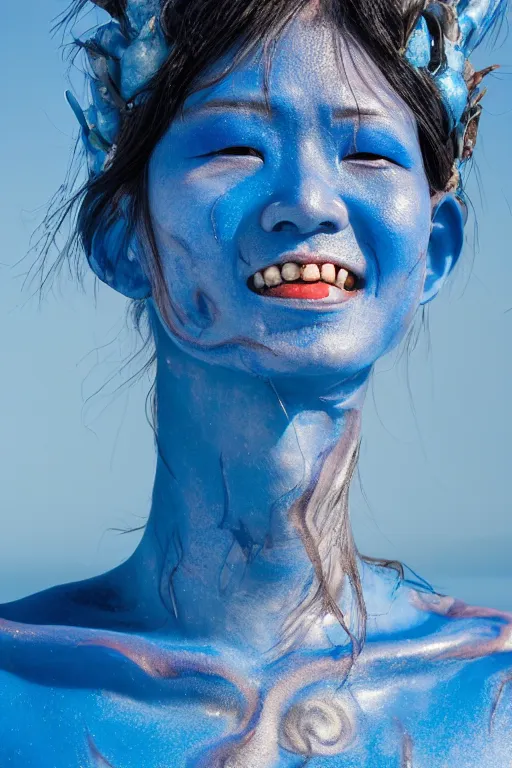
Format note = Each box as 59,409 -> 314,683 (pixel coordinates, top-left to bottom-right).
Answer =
1,13 -> 511,768
147,21 -> 442,379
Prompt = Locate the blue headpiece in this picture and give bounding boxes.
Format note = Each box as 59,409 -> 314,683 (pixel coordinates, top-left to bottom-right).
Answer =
68,0 -> 506,191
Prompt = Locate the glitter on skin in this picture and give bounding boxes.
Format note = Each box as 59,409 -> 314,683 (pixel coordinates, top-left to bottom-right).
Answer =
0,8 -> 511,767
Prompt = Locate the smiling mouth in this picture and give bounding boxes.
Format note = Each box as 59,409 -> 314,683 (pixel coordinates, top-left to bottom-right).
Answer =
248,261 -> 362,300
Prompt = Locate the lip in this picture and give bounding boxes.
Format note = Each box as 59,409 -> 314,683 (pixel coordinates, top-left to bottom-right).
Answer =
250,283 -> 360,309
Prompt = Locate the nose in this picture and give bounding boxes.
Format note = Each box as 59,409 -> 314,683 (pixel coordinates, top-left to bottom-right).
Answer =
260,175 -> 349,236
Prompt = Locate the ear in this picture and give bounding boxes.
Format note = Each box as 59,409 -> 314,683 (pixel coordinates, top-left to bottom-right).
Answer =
88,216 -> 152,299
420,194 -> 465,305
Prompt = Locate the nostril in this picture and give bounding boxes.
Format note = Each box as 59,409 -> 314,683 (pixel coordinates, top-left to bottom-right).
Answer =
272,221 -> 296,233
320,221 -> 337,232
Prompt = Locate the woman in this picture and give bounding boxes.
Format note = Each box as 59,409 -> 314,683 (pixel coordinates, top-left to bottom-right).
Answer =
0,0 -> 510,765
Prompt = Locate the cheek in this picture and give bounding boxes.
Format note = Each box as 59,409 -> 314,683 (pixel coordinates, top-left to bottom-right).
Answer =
147,147 -> 267,341
148,168 -> 226,316
149,161 -> 228,255
148,147 -> 260,287
353,172 -> 430,289
350,172 -> 431,350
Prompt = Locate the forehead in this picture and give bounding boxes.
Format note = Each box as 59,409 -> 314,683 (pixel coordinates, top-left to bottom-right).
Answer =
183,15 -> 415,128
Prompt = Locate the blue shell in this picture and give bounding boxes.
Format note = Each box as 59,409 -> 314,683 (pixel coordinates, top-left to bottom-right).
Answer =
457,0 -> 507,53
405,16 -> 432,69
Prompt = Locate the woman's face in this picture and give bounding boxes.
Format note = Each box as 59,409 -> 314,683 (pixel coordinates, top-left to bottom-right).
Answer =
148,14 -> 433,378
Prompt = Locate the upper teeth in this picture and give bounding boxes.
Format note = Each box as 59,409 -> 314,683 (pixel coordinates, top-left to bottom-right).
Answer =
254,263 -> 357,291
302,264 -> 321,282
336,268 -> 348,288
281,262 -> 301,281
262,265 -> 281,287
321,263 -> 336,284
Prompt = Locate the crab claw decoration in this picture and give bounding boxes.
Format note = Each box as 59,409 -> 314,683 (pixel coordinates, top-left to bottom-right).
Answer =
69,0 -> 169,175
404,0 -> 506,197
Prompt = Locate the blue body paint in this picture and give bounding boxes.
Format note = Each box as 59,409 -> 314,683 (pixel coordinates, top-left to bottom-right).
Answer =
1,4 -> 510,766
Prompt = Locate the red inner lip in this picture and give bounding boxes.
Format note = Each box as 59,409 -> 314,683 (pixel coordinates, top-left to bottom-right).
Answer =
265,282 -> 331,300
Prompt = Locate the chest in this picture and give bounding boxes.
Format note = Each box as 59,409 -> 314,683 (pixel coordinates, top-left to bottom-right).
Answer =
3,655 -> 511,768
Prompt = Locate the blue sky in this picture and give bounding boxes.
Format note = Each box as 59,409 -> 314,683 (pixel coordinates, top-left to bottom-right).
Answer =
0,1 -> 511,609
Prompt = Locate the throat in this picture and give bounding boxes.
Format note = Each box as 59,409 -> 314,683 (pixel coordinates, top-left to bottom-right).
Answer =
130,315 -> 369,654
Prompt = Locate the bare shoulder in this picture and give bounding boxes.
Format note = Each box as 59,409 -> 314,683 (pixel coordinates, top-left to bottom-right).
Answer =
366,562 -> 512,659
355,574 -> 512,762
407,587 -> 512,659
402,586 -> 512,733
0,564 -> 149,633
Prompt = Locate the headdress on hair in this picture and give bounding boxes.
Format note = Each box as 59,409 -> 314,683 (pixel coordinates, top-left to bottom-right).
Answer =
67,0 -> 506,190
66,0 -> 168,175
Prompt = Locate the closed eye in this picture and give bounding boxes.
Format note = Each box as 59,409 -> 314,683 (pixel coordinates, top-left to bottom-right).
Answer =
198,146 -> 264,160
343,151 -> 401,167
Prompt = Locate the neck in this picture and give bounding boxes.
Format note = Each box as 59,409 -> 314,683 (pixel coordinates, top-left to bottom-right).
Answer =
131,309 -> 370,656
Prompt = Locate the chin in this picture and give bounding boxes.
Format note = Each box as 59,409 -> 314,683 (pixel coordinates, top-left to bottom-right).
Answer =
195,328 -> 391,381
234,304 -> 415,379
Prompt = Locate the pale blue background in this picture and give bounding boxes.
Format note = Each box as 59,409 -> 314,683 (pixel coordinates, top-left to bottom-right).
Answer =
0,2 -> 511,609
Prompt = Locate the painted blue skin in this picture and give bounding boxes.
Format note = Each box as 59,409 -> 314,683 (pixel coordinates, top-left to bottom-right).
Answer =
1,14 -> 511,767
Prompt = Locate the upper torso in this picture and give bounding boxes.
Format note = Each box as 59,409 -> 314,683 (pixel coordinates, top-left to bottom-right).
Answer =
0,571 -> 511,767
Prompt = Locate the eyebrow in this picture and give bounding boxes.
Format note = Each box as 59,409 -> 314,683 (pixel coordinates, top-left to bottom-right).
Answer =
181,98 -> 384,121
182,98 -> 272,118
332,106 -> 383,121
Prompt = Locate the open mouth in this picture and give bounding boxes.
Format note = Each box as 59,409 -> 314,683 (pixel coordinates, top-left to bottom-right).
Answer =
248,261 -> 362,300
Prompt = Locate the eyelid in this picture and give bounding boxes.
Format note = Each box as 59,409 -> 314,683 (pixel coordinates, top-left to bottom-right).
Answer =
195,146 -> 264,160
343,151 -> 403,167
343,124 -> 415,169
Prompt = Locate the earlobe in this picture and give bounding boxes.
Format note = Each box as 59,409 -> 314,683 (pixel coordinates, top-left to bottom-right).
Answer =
420,194 -> 465,305
88,216 -> 152,300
